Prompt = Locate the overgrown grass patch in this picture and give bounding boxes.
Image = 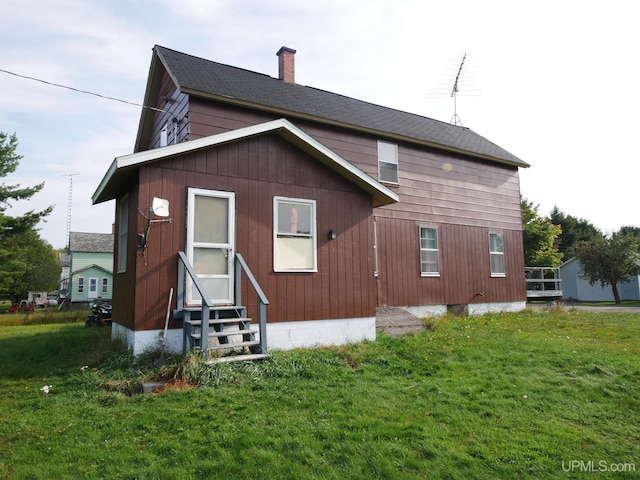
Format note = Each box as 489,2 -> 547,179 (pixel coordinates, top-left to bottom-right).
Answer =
1,309 -> 638,478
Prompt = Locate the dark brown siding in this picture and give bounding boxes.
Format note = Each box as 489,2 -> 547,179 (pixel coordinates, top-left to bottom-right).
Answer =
143,70 -> 190,151
179,98 -> 527,306
375,217 -> 526,307
111,176 -> 139,330
129,134 -> 376,331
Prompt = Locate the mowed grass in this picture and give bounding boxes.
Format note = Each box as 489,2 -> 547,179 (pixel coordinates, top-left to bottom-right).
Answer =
0,309 -> 639,479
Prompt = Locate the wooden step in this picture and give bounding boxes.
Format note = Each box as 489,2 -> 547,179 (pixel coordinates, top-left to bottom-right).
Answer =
185,318 -> 252,327
190,329 -> 258,340
206,353 -> 269,365
208,340 -> 260,351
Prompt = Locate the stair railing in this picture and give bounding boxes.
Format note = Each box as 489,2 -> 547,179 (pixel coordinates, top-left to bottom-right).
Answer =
177,251 -> 213,351
234,253 -> 269,356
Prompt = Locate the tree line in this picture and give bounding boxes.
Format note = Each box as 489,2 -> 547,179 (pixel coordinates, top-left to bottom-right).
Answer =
0,132 -> 59,305
523,198 -> 640,304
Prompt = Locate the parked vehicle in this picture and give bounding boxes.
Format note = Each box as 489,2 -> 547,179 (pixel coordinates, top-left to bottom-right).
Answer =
85,300 -> 112,327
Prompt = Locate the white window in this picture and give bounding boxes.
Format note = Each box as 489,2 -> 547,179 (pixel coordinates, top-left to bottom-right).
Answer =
274,197 -> 317,272
420,227 -> 440,276
160,122 -> 168,147
373,221 -> 378,277
101,278 -> 109,294
378,140 -> 399,184
77,277 -> 85,294
489,233 -> 506,276
117,195 -> 128,273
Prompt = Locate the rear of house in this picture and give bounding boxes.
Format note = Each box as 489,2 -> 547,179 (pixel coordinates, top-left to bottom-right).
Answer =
93,46 -> 529,356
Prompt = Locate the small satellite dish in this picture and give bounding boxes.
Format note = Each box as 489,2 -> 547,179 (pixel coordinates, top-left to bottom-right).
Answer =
152,197 -> 170,217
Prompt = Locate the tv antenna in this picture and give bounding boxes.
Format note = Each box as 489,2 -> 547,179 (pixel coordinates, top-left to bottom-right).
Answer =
61,173 -> 79,251
450,53 -> 467,126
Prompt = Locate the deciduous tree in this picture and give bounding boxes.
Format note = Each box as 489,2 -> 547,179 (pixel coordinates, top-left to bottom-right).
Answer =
522,198 -> 562,267
575,232 -> 640,304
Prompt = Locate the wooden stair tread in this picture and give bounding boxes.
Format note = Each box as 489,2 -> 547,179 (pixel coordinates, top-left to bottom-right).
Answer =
205,340 -> 261,351
190,329 -> 258,339
206,353 -> 268,364
185,318 -> 252,326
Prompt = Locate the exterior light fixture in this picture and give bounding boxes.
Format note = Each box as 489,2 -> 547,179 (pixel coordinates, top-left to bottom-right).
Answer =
329,229 -> 337,240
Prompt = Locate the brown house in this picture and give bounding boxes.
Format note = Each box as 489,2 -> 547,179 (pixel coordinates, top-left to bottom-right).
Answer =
93,45 -> 529,358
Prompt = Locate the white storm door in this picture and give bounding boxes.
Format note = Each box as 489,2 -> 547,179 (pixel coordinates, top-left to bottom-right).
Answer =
88,278 -> 98,300
187,188 -> 235,305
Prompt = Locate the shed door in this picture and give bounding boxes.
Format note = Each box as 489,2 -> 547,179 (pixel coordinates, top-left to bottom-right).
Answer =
186,188 -> 235,306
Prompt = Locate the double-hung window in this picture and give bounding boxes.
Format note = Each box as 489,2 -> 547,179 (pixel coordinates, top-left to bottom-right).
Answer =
101,278 -> 109,295
274,197 -> 317,272
378,140 -> 399,184
77,277 -> 85,294
420,227 -> 440,276
489,233 -> 506,276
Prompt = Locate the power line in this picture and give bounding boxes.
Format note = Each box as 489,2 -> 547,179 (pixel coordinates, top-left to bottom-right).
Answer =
0,68 -> 170,115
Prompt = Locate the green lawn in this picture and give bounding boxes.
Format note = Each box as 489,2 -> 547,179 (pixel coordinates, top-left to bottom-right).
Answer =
1,310 -> 638,479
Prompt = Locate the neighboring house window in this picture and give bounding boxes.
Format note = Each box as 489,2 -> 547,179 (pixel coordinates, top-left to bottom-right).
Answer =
489,233 -> 506,276
160,122 -> 168,147
102,278 -> 109,294
378,140 -> 399,184
420,227 -> 440,276
77,277 -> 85,294
118,195 -> 128,273
274,197 -> 317,272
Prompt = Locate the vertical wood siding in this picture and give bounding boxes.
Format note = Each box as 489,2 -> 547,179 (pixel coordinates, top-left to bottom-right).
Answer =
127,134 -> 376,331
131,93 -> 527,326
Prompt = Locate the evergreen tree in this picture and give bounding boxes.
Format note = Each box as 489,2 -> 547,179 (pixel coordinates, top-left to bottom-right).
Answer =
0,132 -> 53,297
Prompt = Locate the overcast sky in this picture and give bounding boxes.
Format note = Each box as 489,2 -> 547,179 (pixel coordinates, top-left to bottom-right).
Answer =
2,0 -> 638,249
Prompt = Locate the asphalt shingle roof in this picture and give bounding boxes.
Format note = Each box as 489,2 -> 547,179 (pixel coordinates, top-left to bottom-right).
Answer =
155,45 -> 528,167
69,232 -> 114,253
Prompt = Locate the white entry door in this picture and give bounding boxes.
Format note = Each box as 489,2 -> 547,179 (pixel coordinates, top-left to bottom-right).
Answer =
186,188 -> 236,305
88,278 -> 98,300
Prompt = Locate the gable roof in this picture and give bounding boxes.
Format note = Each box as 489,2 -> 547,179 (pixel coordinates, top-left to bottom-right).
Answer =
136,45 -> 528,168
72,264 -> 113,276
94,118 -> 399,207
69,232 -> 114,253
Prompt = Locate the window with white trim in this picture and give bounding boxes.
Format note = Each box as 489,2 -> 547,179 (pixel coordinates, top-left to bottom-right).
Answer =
160,122 -> 168,147
489,233 -> 506,276
420,227 -> 440,276
377,140 -> 399,184
102,278 -> 109,294
274,197 -> 317,272
117,195 -> 128,273
373,221 -> 379,277
77,277 -> 85,294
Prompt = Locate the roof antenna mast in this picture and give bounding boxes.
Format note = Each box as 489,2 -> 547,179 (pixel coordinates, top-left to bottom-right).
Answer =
61,173 -> 79,252
450,53 -> 467,126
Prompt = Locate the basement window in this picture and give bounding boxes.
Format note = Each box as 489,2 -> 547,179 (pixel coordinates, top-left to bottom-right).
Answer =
378,140 -> 399,184
274,197 -> 317,272
489,233 -> 506,276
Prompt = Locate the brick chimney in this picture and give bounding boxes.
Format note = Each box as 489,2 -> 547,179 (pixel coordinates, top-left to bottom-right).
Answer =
277,46 -> 296,83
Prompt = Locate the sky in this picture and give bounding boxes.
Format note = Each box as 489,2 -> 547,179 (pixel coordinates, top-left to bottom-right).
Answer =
1,0 -> 638,249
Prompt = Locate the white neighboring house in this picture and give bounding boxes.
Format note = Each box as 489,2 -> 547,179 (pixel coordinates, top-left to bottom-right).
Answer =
559,257 -> 640,302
